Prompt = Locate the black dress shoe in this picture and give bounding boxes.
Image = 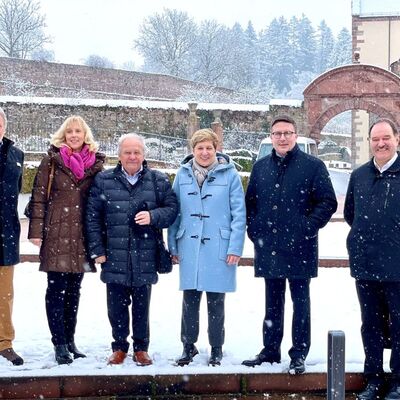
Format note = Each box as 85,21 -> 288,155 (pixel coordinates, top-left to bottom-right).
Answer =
176,344 -> 199,366
356,383 -> 384,400
242,352 -> 281,367
288,358 -> 305,375
67,342 -> 86,359
54,344 -> 73,365
385,384 -> 400,400
209,346 -> 223,366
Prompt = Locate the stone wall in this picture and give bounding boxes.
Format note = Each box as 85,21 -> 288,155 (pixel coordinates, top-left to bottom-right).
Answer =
0,57 -> 233,100
1,98 -> 306,149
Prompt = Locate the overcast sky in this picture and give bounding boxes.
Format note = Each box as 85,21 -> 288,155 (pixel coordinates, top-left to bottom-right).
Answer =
38,0 -> 352,67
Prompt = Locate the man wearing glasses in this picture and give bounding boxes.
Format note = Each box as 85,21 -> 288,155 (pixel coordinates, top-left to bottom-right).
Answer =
243,115 -> 337,374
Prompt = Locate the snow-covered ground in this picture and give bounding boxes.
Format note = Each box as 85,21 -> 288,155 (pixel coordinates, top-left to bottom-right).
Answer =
3,173 -> 380,378
3,218 -> 393,378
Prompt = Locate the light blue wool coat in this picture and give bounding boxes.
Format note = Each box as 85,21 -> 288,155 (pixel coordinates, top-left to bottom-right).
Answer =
168,153 -> 246,293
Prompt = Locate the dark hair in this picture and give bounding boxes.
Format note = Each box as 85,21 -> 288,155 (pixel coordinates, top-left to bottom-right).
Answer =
368,118 -> 399,137
271,115 -> 297,132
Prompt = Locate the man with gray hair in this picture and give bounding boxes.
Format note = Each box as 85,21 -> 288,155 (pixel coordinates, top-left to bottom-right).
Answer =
345,118 -> 400,400
86,133 -> 178,366
0,107 -> 24,365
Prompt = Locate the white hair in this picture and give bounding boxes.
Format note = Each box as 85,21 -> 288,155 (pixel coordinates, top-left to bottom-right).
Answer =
118,133 -> 147,155
0,107 -> 7,130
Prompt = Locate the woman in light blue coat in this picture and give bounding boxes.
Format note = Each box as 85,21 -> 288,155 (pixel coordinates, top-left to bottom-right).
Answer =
168,128 -> 246,367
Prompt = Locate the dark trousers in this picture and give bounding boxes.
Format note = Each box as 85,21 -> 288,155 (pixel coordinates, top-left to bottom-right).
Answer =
106,283 -> 151,353
262,278 -> 311,361
46,271 -> 84,346
356,280 -> 400,383
181,289 -> 225,347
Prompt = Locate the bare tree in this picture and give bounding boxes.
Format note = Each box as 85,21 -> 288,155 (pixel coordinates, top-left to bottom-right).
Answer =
120,60 -> 136,71
0,0 -> 49,58
84,54 -> 115,69
30,47 -> 55,62
190,20 -> 230,85
135,8 -> 196,78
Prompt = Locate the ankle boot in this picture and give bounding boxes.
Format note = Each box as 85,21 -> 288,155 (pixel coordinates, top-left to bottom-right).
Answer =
67,342 -> 86,359
54,344 -> 73,365
176,344 -> 199,366
209,346 -> 223,366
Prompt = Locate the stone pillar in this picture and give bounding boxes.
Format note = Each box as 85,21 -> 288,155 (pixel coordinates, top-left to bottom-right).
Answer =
211,110 -> 223,152
187,102 -> 200,151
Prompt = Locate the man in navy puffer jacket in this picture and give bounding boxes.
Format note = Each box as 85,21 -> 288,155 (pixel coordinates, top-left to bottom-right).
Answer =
86,133 -> 178,366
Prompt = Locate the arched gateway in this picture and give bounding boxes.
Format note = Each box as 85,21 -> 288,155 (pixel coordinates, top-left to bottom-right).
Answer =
303,64 -> 400,162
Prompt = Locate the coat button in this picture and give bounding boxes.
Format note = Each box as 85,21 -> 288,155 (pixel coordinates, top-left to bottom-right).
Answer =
271,251 -> 276,256
275,183 -> 280,188
272,205 -> 278,210
272,228 -> 277,233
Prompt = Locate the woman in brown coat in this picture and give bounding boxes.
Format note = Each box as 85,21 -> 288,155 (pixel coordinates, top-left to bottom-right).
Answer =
28,116 -> 105,365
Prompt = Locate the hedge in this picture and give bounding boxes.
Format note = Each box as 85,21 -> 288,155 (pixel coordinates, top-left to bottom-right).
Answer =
22,163 -> 250,194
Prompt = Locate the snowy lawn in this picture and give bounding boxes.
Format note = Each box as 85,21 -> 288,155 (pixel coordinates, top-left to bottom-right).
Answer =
2,221 -> 394,378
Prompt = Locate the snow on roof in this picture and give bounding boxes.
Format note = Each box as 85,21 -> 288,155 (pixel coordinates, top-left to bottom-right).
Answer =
321,131 -> 352,137
352,0 -> 400,17
269,98 -> 303,107
0,95 -> 270,112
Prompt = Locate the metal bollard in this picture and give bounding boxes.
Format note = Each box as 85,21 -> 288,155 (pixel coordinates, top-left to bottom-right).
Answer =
327,330 -> 345,400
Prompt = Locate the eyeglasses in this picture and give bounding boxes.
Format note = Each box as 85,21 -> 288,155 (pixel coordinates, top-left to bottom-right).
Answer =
271,131 -> 295,139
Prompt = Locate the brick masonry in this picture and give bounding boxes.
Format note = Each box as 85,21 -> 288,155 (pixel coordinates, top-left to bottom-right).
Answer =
0,372 -> 366,399
0,57 -> 307,141
0,57 -> 234,100
303,64 -> 400,156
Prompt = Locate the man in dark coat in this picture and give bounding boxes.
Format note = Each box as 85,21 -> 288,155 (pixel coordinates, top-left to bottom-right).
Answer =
242,115 -> 337,374
86,133 -> 178,366
344,118 -> 400,400
0,107 -> 24,366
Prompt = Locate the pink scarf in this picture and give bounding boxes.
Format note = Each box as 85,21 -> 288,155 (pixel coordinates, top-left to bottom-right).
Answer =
60,144 -> 96,180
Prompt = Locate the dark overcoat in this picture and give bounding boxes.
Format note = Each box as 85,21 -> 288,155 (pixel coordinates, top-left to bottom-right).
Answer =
28,145 -> 105,273
344,156 -> 400,281
0,137 -> 24,266
85,162 -> 178,287
246,144 -> 337,279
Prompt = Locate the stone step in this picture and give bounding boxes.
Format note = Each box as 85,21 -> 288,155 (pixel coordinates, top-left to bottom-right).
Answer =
0,372 -> 364,399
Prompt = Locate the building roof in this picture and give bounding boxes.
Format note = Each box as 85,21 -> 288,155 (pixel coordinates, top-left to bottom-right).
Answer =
352,0 -> 400,17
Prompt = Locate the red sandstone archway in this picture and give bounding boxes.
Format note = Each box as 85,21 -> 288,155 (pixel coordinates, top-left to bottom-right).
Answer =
303,64 -> 400,140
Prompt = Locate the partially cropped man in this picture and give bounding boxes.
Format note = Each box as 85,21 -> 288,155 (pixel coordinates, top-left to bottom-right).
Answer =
0,107 -> 24,366
243,115 -> 337,374
345,118 -> 400,400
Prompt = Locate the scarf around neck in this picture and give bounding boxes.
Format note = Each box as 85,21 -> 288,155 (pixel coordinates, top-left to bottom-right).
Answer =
60,144 -> 96,180
192,157 -> 219,187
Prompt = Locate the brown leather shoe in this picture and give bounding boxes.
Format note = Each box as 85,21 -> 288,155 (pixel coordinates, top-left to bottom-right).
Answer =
107,350 -> 127,365
0,348 -> 24,366
133,351 -> 152,366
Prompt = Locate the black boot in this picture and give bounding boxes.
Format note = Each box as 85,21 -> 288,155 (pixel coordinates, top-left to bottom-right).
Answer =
54,345 -> 73,365
176,344 -> 199,366
356,382 -> 385,400
209,346 -> 223,366
67,342 -> 86,359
